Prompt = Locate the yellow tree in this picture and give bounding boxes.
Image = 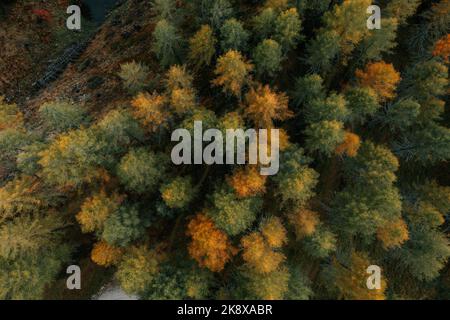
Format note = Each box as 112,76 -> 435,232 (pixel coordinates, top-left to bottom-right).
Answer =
260,216 -> 287,248
356,61 -> 401,101
226,166 -> 266,198
376,218 -> 409,249
335,132 -> 361,157
288,208 -> 320,239
131,92 -> 170,132
76,191 -> 122,234
433,34 -> 450,62
189,25 -> 217,70
241,231 -> 285,274
329,252 -> 387,300
91,241 -> 123,267
212,50 -> 253,98
186,213 -> 236,272
244,84 -> 292,128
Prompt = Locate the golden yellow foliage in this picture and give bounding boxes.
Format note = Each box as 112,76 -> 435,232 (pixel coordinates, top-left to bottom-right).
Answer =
170,87 -> 196,115
433,34 -> 450,62
244,85 -> 293,128
189,25 -> 217,69
76,191 -> 121,233
91,241 -> 124,267
356,61 -> 401,101
241,232 -> 285,274
227,166 -> 266,198
332,252 -> 386,300
260,216 -> 287,248
165,65 -> 193,92
186,213 -> 236,272
131,92 -> 169,132
376,218 -> 409,249
335,132 -> 361,157
288,208 -> 320,239
0,96 -> 23,130
212,50 -> 253,97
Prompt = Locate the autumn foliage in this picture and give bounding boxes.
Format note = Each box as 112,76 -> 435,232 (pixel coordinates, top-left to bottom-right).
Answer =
227,166 -> 266,198
335,132 -> 361,157
433,34 -> 450,62
91,241 -> 123,267
356,61 -> 401,101
186,214 -> 236,272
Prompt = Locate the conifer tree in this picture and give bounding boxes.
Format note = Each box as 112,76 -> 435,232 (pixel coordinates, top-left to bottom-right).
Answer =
253,39 -> 283,77
220,18 -> 249,52
212,50 -> 253,97
189,25 -> 217,70
153,19 -> 183,68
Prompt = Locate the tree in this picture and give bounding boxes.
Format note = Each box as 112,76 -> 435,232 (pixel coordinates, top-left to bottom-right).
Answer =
385,0 -> 420,24
253,39 -> 283,77
0,244 -> 70,299
333,142 -> 402,239
208,184 -> 262,236
0,176 -> 50,222
0,213 -> 66,260
38,101 -> 89,133
291,74 -> 325,108
324,252 -> 386,300
144,264 -> 187,299
189,25 -> 217,70
186,213 -> 236,272
131,92 -> 170,132
306,0 -> 371,71
356,17 -> 399,63
160,176 -> 195,209
241,231 -> 285,274
152,19 -> 182,68
91,241 -> 123,267
304,120 -> 345,156
76,191 -> 121,234
304,93 -> 349,124
252,8 -> 276,41
274,8 -> 302,52
288,208 -> 320,239
101,205 -> 146,247
0,97 -> 23,130
355,61 -> 401,101
306,30 -> 340,73
212,50 -> 253,97
335,132 -> 361,157
273,146 -> 319,207
116,245 -> 160,295
164,65 -> 194,93
380,99 -> 420,132
286,266 -> 312,300
117,148 -> 168,194
117,61 -> 149,94
260,216 -> 287,248
344,87 -> 379,124
226,166 -> 266,198
220,18 -> 249,52
38,127 -> 107,187
198,0 -> 233,30
0,128 -> 33,173
322,0 -> 371,56
244,84 -> 292,128
400,60 -> 448,123
433,34 -> 450,62
376,218 -> 409,250
95,108 -> 144,155
302,226 -> 337,259
241,265 -> 290,299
